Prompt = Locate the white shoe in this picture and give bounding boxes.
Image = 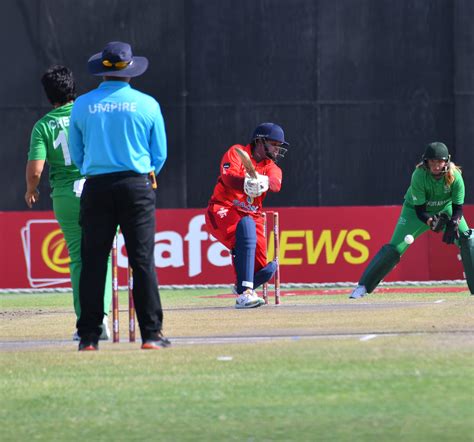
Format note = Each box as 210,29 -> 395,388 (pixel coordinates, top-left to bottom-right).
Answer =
349,285 -> 367,299
99,316 -> 110,340
72,330 -> 80,341
235,289 -> 264,309
232,284 -> 259,297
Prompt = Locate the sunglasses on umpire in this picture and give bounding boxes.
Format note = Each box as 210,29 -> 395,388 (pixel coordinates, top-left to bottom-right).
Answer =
102,59 -> 133,69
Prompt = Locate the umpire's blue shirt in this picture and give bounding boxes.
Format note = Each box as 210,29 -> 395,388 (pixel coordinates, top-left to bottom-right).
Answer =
69,81 -> 167,176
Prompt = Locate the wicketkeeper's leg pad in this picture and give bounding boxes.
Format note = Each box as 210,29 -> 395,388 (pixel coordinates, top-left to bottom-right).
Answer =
460,229 -> 474,294
359,244 -> 401,293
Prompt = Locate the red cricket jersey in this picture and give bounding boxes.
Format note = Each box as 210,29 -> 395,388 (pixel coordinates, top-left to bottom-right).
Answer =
208,143 -> 282,214
205,144 -> 282,267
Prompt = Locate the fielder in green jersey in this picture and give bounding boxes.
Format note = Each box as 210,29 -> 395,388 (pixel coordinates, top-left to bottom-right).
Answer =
25,65 -> 112,339
350,142 -> 473,298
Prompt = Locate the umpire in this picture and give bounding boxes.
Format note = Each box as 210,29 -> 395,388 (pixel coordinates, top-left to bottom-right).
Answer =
69,41 -> 169,351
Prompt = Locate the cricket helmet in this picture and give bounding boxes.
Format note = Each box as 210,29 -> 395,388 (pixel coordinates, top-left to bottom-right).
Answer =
422,142 -> 450,161
422,142 -> 450,174
251,122 -> 289,162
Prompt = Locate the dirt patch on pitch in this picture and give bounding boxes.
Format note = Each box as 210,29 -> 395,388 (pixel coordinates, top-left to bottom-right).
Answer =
0,309 -> 58,319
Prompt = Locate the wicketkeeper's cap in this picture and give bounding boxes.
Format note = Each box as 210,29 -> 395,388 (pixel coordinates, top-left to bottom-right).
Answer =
252,123 -> 289,146
423,142 -> 450,161
87,41 -> 148,77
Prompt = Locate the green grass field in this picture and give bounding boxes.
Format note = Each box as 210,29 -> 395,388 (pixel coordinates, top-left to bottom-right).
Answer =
1,287 -> 473,442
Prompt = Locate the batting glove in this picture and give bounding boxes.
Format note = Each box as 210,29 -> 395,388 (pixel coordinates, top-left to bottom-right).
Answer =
243,174 -> 269,198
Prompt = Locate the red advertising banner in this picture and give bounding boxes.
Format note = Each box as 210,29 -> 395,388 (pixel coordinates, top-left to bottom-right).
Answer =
0,206 -> 472,289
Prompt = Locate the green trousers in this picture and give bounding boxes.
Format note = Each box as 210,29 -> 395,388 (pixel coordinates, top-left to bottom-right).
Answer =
52,185 -> 112,319
390,204 -> 470,255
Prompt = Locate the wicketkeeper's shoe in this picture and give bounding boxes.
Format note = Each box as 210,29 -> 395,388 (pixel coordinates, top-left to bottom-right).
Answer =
78,336 -> 99,351
235,289 -> 265,309
99,316 -> 110,341
141,333 -> 171,350
349,285 -> 367,299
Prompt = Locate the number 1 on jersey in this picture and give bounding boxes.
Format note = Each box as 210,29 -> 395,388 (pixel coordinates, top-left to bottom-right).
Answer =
53,130 -> 71,166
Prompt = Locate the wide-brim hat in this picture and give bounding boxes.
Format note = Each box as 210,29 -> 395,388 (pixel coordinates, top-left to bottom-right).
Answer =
87,41 -> 148,77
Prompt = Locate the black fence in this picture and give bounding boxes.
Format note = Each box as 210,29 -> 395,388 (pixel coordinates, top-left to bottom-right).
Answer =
1,0 -> 472,210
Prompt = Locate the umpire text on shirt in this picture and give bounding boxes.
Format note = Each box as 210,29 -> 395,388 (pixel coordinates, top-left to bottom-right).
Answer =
69,41 -> 170,351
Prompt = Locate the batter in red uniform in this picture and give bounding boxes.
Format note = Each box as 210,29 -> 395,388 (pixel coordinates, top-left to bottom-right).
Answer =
205,123 -> 289,308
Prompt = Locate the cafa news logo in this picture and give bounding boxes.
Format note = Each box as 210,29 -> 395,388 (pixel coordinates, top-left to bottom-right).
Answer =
21,219 -> 71,288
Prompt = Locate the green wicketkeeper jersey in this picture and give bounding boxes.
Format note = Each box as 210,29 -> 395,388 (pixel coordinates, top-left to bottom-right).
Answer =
28,102 -> 82,189
404,166 -> 465,212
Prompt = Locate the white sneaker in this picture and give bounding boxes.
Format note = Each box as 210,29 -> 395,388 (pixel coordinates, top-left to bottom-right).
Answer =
72,330 -> 80,341
232,284 -> 259,297
235,289 -> 265,309
349,285 -> 367,299
99,316 -> 111,340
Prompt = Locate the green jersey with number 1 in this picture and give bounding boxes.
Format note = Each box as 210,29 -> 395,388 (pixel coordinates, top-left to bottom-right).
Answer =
28,102 -> 82,189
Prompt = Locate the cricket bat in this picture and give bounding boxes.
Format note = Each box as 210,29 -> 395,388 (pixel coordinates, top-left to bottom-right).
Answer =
235,147 -> 257,179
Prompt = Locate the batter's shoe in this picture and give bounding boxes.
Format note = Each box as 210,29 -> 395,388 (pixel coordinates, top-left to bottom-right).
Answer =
232,285 -> 260,297
78,336 -> 99,351
141,333 -> 171,350
349,285 -> 367,299
235,289 -> 264,309
99,316 -> 110,341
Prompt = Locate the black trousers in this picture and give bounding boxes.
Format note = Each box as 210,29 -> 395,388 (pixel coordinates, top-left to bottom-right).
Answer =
77,172 -> 163,342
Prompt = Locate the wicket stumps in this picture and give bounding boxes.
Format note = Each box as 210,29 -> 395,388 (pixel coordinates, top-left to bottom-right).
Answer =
111,233 -> 136,343
262,211 -> 281,305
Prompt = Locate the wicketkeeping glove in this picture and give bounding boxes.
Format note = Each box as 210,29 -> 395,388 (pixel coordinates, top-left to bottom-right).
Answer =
430,212 -> 450,233
442,219 -> 460,244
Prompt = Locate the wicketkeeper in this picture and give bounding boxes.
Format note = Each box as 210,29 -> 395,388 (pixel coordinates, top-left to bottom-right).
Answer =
350,142 -> 473,299
205,123 -> 289,308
